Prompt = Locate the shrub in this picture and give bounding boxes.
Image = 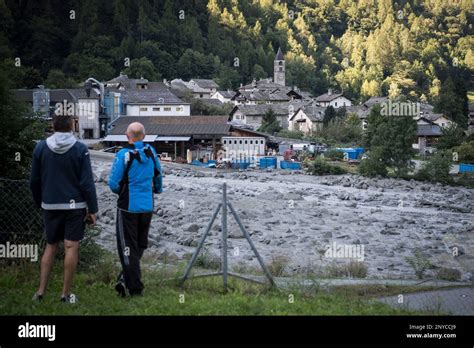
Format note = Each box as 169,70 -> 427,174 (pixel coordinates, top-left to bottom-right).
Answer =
405,250 -> 432,279
415,150 -> 453,184
358,147 -> 387,177
324,149 -> 344,161
194,249 -> 221,270
267,255 -> 289,277
277,129 -> 304,139
436,267 -> 461,281
453,140 -> 474,164
326,261 -> 368,278
305,157 -> 346,175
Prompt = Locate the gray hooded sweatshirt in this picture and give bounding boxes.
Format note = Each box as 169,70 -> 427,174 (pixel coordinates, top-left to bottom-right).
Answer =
46,132 -> 77,154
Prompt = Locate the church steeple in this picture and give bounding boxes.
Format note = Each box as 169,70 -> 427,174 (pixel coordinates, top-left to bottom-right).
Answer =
274,47 -> 285,86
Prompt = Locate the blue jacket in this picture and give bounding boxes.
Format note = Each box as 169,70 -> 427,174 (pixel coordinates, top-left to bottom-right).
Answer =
30,133 -> 98,213
109,141 -> 162,213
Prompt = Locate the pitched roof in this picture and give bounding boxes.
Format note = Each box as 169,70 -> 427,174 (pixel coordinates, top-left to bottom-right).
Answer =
109,116 -> 230,136
290,103 -> 326,122
216,90 -> 237,98
231,102 -> 302,117
67,88 -> 100,99
121,90 -> 188,105
12,89 -> 76,103
417,124 -> 442,137
345,105 -> 371,119
315,91 -> 346,102
240,78 -> 291,91
363,96 -> 389,107
190,79 -> 219,89
275,47 -> 284,61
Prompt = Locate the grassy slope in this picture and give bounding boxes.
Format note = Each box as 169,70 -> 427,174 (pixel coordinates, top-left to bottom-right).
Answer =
0,262 -> 419,316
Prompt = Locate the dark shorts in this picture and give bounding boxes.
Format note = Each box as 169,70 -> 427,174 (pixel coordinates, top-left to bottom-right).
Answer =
42,209 -> 87,244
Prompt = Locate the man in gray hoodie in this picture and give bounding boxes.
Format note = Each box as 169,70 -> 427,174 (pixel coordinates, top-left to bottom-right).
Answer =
30,115 -> 98,303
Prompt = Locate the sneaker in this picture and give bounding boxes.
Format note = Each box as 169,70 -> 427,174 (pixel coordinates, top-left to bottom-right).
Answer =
61,294 -> 78,303
32,293 -> 43,302
115,280 -> 127,298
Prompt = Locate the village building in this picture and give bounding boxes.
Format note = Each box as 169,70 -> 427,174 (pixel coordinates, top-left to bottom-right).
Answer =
288,103 -> 326,134
121,89 -> 190,117
230,102 -> 300,130
211,90 -> 237,103
169,78 -> 219,99
13,85 -> 101,139
315,89 -> 352,108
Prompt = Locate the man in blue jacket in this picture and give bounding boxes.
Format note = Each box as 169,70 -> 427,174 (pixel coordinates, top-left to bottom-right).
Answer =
30,115 -> 98,303
109,122 -> 162,297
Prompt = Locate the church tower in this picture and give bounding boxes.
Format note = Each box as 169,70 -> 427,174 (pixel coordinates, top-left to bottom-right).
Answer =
274,47 -> 285,86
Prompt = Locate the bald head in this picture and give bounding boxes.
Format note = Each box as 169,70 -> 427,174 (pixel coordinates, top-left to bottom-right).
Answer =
126,122 -> 145,143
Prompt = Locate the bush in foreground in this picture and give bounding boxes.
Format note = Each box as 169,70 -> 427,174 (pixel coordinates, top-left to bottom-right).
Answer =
305,157 -> 346,175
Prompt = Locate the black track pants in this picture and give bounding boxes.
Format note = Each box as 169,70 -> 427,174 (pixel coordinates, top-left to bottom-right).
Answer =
116,209 -> 152,294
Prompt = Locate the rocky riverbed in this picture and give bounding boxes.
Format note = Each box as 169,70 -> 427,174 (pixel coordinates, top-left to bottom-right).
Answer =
91,159 -> 474,282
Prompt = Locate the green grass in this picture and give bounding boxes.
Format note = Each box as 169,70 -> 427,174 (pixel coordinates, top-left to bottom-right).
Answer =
0,261 -> 419,316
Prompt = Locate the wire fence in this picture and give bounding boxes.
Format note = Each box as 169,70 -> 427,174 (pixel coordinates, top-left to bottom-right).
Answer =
0,177 -> 44,247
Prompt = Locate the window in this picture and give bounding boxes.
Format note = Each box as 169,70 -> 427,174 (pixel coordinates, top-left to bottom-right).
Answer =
245,140 -> 248,144
239,140 -> 242,144
200,94 -> 203,98
234,140 -> 237,144
260,140 -> 264,144
335,102 -> 338,107
223,140 -> 227,144
164,107 -> 171,111
279,67 -> 283,72
153,107 -> 160,111
176,106 -> 184,112
139,107 -> 148,112
250,140 -> 253,144
279,61 -> 283,65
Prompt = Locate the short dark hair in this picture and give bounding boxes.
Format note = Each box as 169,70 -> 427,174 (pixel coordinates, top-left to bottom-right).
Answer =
53,115 -> 73,132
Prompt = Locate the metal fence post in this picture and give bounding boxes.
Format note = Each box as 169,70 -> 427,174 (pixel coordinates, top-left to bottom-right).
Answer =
222,181 -> 228,292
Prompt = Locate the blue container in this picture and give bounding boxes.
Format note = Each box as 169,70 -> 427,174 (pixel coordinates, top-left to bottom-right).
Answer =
336,148 -> 358,160
259,157 -> 277,169
280,161 -> 302,170
191,160 -> 204,166
355,147 -> 365,158
232,160 -> 251,170
459,163 -> 474,173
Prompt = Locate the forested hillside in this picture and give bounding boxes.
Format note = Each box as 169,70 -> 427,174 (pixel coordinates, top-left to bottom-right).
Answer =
1,0 -> 473,105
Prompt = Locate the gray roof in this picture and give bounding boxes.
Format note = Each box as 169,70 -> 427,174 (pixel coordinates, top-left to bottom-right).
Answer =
109,116 -> 230,136
275,47 -> 284,61
233,89 -> 291,102
346,105 -> 371,119
240,78 -> 291,91
216,90 -> 237,98
121,90 -> 188,105
67,88 -> 100,99
315,91 -> 345,102
13,89 -> 76,103
191,79 -> 219,89
417,124 -> 442,137
363,96 -> 389,107
231,102 -> 302,117
290,103 -> 325,122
